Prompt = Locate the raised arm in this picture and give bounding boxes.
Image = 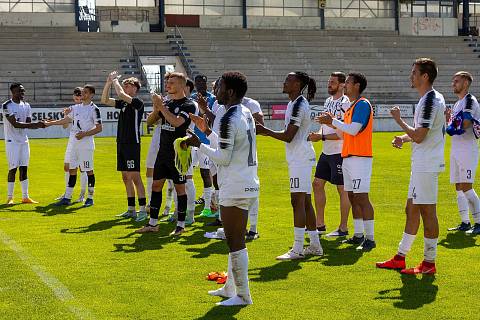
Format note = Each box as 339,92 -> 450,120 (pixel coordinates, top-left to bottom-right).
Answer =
100,72 -> 117,107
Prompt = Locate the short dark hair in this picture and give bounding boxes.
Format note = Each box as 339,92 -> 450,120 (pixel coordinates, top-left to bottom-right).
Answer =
348,72 -> 367,94
122,77 -> 141,91
194,74 -> 207,82
330,72 -> 346,84
186,78 -> 195,93
84,84 -> 95,94
10,82 -> 23,92
221,71 -> 247,100
414,58 -> 437,84
73,87 -> 82,95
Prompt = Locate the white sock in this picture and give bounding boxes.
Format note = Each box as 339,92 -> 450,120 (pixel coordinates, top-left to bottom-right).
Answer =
128,206 -> 135,212
230,248 -> 250,299
424,237 -> 438,262
186,179 -> 196,211
456,190 -> 470,223
146,176 -> 153,202
20,179 -> 29,199
307,230 -> 321,248
166,180 -> 174,209
149,218 -> 158,226
293,227 -> 305,253
87,187 -> 94,199
65,187 -> 74,200
248,198 -> 259,233
64,171 -> 69,188
80,171 -> 88,196
398,232 -> 416,256
225,253 -> 235,292
464,189 -> 480,223
204,186 -> 213,209
364,220 -> 374,241
7,182 -> 14,198
177,220 -> 185,229
353,218 -> 364,237
173,189 -> 178,211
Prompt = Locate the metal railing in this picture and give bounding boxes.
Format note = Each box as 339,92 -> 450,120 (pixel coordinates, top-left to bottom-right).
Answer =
0,0 -> 74,12
131,44 -> 146,83
172,25 -> 196,79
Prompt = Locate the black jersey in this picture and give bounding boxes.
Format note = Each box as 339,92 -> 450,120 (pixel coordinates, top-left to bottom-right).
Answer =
158,97 -> 196,162
115,97 -> 144,144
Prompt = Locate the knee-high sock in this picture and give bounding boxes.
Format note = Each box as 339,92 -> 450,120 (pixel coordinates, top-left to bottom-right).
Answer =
146,176 -> 153,202
80,171 -> 88,195
204,186 -> 213,209
176,194 -> 187,227
293,227 -> 305,253
465,189 -> 480,223
165,180 -> 174,210
248,198 -> 259,233
7,182 -> 14,198
20,179 -> 29,199
231,248 -> 250,299
186,179 -> 196,220
149,191 -> 162,225
424,237 -> 438,262
398,232 -> 416,256
65,174 -> 77,199
456,190 -> 470,223
87,174 -> 95,199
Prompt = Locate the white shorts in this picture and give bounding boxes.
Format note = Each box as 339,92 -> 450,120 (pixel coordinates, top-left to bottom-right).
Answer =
195,148 -> 210,170
146,139 -> 160,169
288,166 -> 313,194
209,161 -> 218,177
408,172 -> 439,205
5,142 -> 30,170
70,148 -> 94,172
342,156 -> 373,193
450,155 -> 477,184
64,140 -> 73,164
219,197 -> 257,211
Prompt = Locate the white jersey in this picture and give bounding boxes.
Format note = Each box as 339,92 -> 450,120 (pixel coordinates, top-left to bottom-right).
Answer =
67,102 -> 102,150
285,95 -> 316,167
322,95 -> 350,155
2,99 -> 32,144
242,97 -> 262,115
411,89 -> 446,173
212,101 -> 226,136
200,104 -> 259,199
450,93 -> 480,166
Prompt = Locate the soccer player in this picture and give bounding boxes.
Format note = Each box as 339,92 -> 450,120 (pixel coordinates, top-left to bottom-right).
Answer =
57,87 -> 88,203
317,72 -> 375,251
309,72 -> 351,237
135,72 -> 196,236
188,71 -> 258,306
256,72 -> 323,259
101,71 -> 147,221
2,83 -> 46,204
377,58 -> 445,274
445,72 -> 480,235
191,74 -> 216,217
47,85 -> 102,207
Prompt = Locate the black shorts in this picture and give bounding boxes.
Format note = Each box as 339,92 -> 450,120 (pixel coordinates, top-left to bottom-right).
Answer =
314,153 -> 344,185
153,156 -> 186,184
117,143 -> 141,172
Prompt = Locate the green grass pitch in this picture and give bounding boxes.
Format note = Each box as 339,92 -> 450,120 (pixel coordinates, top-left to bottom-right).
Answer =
0,133 -> 479,320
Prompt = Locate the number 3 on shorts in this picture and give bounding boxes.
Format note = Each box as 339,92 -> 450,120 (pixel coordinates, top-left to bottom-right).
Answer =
353,179 -> 361,190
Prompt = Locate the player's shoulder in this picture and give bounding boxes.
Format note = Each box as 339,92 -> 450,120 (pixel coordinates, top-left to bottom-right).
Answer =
2,99 -> 13,109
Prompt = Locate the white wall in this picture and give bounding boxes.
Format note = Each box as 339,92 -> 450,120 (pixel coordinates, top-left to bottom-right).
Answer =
399,17 -> 458,36
199,15 -> 243,28
0,13 -> 75,27
99,20 -> 149,32
325,17 -> 395,31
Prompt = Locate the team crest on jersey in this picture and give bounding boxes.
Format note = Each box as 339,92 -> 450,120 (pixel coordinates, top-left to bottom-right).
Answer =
174,107 -> 180,114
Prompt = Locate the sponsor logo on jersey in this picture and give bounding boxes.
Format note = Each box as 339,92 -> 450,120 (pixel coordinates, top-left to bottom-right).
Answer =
244,187 -> 259,192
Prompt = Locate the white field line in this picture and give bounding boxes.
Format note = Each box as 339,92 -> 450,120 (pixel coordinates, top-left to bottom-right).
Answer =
0,229 -> 94,320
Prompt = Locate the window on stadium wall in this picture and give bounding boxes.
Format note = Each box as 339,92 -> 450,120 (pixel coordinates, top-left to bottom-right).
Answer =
399,0 -> 454,18
0,0 -> 75,12
324,0 -> 394,18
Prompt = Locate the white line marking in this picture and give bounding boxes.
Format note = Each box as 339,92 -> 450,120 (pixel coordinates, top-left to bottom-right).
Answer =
0,229 -> 94,319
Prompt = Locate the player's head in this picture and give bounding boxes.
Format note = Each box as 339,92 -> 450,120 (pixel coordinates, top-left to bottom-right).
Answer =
10,82 -> 25,101
283,72 -> 316,102
82,84 -> 95,102
452,71 -> 473,95
345,72 -> 367,98
73,87 -> 82,104
328,72 -> 346,96
212,77 -> 221,96
194,74 -> 208,94
122,77 -> 140,96
165,72 -> 187,96
185,78 -> 195,96
411,58 -> 437,89
217,71 -> 247,106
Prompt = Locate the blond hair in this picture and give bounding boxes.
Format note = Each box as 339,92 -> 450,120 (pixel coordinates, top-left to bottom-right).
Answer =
165,72 -> 187,85
454,71 -> 473,85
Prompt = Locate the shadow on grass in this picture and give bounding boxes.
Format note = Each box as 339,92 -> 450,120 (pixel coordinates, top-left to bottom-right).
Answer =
60,218 -> 134,234
376,274 -> 438,309
320,238 -> 363,266
249,259 -> 304,282
185,238 -> 229,258
195,305 -> 245,320
35,203 -> 85,216
438,231 -> 480,249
